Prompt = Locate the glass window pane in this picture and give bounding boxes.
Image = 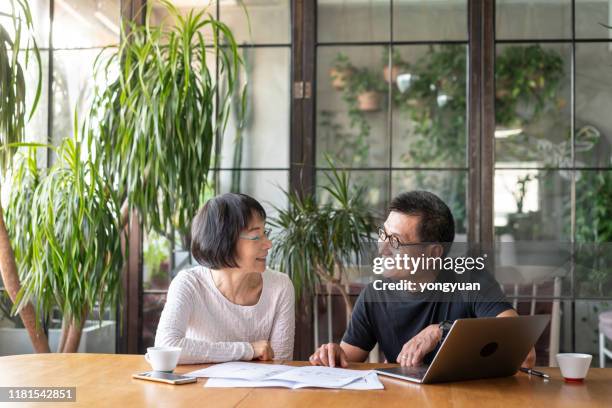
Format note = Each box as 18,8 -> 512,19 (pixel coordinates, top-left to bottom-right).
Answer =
221,0 -> 290,44
393,0 -> 467,42
495,240 -> 572,297
574,300 -> 612,357
575,170 -> 612,298
496,0 -> 571,40
150,2 -> 215,39
575,243 -> 612,298
21,49 -> 49,168
494,169 -> 571,241
143,231 -> 172,292
0,0 -> 51,48
575,43 -> 612,168
216,170 -> 289,217
52,48 -> 116,149
392,170 -> 468,235
576,0 -> 612,39
142,293 -> 167,351
317,46 -> 390,168
391,45 -> 467,168
53,0 -> 120,48
318,0 -> 390,43
495,43 -> 571,167
219,47 -> 290,169
575,170 -> 612,243
317,169 -> 389,221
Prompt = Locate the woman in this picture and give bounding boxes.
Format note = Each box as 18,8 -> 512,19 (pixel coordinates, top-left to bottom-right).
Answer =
155,193 -> 295,363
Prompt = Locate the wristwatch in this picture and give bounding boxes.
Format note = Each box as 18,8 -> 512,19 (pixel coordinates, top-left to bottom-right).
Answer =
438,320 -> 453,343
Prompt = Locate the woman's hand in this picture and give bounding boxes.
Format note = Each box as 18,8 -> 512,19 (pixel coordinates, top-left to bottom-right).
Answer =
250,340 -> 274,361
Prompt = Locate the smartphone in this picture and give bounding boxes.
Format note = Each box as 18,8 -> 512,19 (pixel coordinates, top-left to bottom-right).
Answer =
132,371 -> 197,385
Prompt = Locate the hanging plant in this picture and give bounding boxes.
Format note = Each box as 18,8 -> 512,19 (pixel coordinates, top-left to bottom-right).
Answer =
495,45 -> 564,127
381,45 -> 408,84
329,53 -> 355,91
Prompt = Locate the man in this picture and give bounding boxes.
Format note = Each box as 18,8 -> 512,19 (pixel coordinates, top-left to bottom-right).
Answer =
309,191 -> 536,368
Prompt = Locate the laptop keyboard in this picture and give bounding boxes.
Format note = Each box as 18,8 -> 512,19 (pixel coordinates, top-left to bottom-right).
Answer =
392,365 -> 429,379
402,366 -> 429,378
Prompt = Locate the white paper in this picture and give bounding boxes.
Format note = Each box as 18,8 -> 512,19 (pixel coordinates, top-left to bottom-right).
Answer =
188,362 -> 382,390
204,371 -> 384,390
268,366 -> 370,388
185,362 -> 291,380
204,378 -> 297,388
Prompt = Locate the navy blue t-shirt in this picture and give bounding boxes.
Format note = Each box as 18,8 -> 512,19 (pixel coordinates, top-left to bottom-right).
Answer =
342,270 -> 513,364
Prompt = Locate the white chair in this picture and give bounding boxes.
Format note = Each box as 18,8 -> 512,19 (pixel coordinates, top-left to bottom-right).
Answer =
599,311 -> 612,368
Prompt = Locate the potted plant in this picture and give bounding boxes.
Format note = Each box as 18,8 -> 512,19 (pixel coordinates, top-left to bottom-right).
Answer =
0,0 -> 50,353
269,163 -> 376,321
495,45 -> 564,126
382,46 -> 407,84
5,136 -> 123,353
350,67 -> 385,112
89,0 -> 243,247
329,53 -> 355,91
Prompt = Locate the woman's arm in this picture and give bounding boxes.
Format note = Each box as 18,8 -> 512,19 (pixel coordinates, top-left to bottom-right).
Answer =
154,273 -> 255,364
268,276 -> 295,360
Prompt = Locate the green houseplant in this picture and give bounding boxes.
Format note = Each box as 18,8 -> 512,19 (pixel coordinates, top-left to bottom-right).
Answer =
382,45 -> 407,84
0,0 -> 49,352
350,67 -> 385,112
89,0 -> 244,245
329,53 -> 354,91
269,164 -> 376,321
5,135 -> 124,353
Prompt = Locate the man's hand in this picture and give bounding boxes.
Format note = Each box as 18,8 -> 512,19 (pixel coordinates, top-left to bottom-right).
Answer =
250,340 -> 274,361
521,347 -> 536,368
309,343 -> 349,368
396,324 -> 442,367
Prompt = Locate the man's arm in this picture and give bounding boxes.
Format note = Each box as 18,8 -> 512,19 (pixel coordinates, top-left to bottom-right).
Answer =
309,341 -> 369,367
496,308 -> 536,368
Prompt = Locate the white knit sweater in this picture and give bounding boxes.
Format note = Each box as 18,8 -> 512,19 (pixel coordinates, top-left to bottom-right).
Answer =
155,266 -> 295,364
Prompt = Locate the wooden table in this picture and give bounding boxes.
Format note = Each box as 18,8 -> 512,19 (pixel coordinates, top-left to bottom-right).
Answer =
0,354 -> 611,407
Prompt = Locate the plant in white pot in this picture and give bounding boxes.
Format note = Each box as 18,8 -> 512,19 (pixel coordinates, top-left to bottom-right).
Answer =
5,135 -> 124,353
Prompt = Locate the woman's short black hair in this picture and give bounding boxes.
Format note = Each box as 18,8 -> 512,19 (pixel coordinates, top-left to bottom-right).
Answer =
191,193 -> 266,269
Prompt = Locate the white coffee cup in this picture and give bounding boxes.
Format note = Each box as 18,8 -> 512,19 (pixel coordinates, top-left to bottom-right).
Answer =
556,353 -> 592,383
144,346 -> 181,372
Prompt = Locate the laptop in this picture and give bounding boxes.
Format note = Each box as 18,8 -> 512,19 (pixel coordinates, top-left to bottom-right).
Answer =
375,314 -> 550,384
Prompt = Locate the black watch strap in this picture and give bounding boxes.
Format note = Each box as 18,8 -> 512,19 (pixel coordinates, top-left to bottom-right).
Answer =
438,320 -> 453,343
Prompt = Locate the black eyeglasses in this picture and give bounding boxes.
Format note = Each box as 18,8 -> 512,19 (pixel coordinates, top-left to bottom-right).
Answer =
377,227 -> 422,249
239,228 -> 271,241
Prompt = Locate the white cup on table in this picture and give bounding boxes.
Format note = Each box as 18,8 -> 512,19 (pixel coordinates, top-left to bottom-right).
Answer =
144,346 -> 181,372
556,353 -> 592,383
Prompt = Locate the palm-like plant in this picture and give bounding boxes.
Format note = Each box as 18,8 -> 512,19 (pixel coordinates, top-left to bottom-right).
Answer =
269,165 -> 376,321
0,0 -> 49,352
89,0 -> 244,243
6,135 -> 124,352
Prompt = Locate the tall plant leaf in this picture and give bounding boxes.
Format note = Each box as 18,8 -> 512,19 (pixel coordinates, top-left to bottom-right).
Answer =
88,0 -> 244,241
